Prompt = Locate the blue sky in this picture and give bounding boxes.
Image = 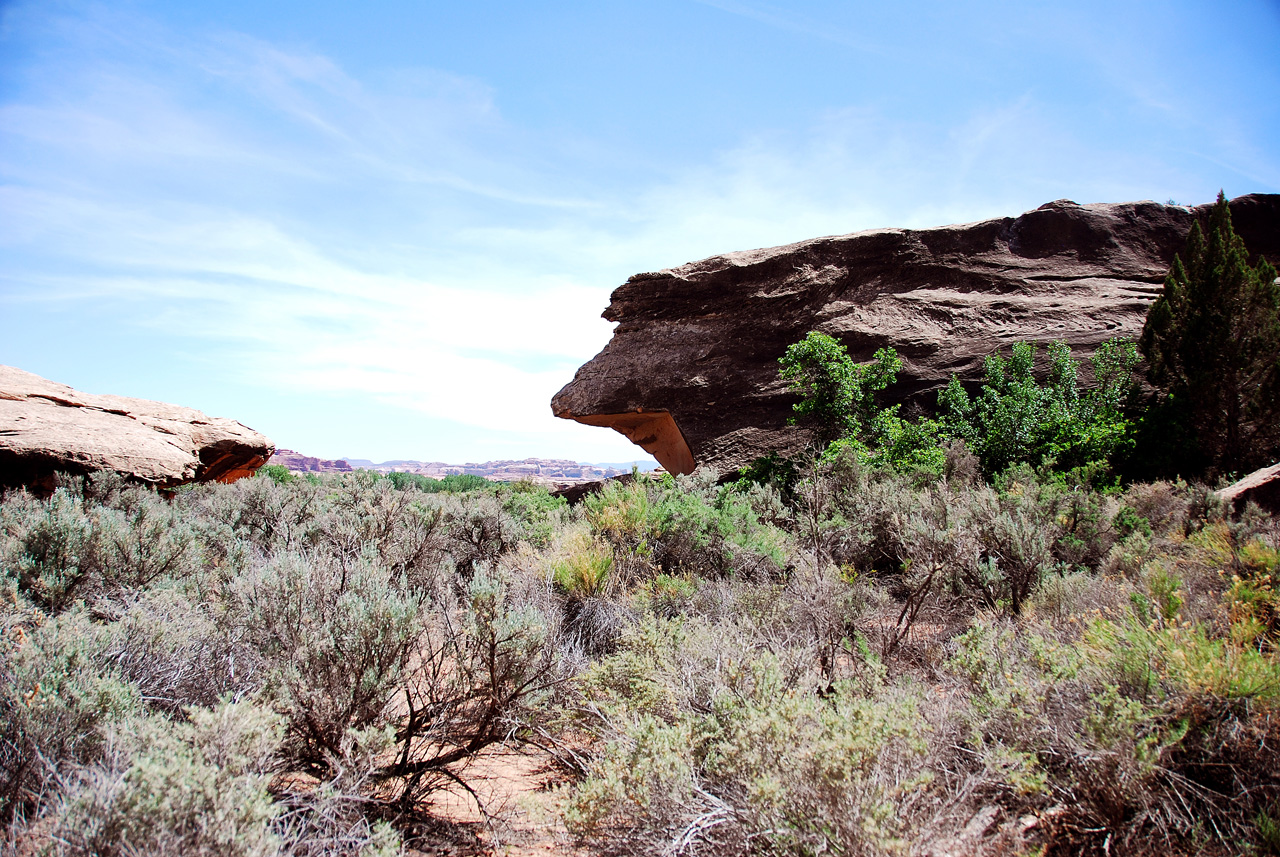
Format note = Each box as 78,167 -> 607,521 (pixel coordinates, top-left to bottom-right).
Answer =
2,0 -> 1278,464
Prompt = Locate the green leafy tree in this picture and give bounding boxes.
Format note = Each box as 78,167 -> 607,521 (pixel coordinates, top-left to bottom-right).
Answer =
863,410 -> 947,475
779,332 -> 901,446
779,332 -> 946,475
1140,191 -> 1280,477
938,339 -> 1139,476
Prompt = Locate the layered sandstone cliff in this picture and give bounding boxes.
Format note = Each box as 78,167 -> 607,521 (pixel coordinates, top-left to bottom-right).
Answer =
0,366 -> 274,493
268,449 -> 354,474
553,195 -> 1280,476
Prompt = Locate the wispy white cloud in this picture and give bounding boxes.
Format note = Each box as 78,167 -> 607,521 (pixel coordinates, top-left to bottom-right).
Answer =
691,0 -> 887,54
1,185 -> 614,434
2,0 -> 1274,461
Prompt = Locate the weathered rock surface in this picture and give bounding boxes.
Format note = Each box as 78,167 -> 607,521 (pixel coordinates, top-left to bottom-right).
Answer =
1218,461 -> 1280,516
0,365 -> 274,492
553,195 -> 1280,476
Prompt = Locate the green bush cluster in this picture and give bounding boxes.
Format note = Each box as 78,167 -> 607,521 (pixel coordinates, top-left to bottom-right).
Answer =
938,338 -> 1140,475
776,331 -> 1140,483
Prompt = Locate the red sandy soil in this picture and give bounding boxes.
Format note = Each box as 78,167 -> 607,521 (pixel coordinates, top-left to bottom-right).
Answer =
410,744 -> 589,857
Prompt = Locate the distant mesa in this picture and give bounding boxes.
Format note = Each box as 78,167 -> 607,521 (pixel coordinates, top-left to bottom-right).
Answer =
553,194 -> 1280,477
269,449 -> 353,473
0,365 -> 274,494
268,451 -> 654,489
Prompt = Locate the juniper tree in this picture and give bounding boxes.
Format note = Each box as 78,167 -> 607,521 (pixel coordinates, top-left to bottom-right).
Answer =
1140,192 -> 1280,477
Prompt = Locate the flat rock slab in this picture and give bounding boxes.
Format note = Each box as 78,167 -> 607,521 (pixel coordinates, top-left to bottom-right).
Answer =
553,195 -> 1280,476
0,365 -> 274,492
1218,461 -> 1280,515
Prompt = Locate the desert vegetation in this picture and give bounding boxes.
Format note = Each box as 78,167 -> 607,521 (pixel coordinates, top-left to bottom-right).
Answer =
2,454 -> 1279,855
2,197 -> 1278,856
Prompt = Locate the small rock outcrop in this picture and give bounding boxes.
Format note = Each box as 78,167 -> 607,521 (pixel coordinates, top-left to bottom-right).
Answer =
0,365 -> 274,493
553,195 -> 1280,476
1218,462 -> 1280,516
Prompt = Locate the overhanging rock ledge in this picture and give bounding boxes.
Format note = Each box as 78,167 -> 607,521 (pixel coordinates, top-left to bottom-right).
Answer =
551,194 -> 1280,477
0,365 -> 275,494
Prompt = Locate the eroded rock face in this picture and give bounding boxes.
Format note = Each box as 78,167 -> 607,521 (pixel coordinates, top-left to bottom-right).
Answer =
0,365 -> 275,493
1218,462 -> 1280,516
553,195 -> 1280,476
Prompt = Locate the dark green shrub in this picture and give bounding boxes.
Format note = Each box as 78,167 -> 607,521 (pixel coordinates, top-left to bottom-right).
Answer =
1052,481 -> 1119,571
734,451 -> 801,502
1113,504 -> 1153,539
1141,191 -> 1280,477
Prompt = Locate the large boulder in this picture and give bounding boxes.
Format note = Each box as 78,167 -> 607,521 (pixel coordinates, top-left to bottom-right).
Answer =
0,365 -> 274,493
553,195 -> 1280,476
1218,462 -> 1280,516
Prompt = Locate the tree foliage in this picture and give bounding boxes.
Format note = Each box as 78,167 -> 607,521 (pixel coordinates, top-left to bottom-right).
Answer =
778,333 -> 947,474
937,339 -> 1139,476
1140,191 -> 1280,477
778,332 -> 1139,480
779,332 -> 900,446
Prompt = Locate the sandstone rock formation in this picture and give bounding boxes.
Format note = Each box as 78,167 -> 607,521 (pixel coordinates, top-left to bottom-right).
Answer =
1218,461 -> 1280,516
553,195 -> 1280,477
0,365 -> 274,493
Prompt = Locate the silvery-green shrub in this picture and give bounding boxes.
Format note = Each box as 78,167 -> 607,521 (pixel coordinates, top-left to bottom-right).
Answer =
51,700 -> 282,857
0,608 -> 140,824
230,552 -> 421,773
